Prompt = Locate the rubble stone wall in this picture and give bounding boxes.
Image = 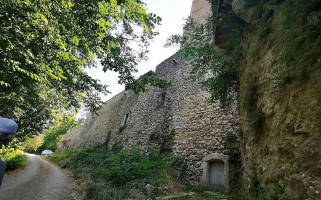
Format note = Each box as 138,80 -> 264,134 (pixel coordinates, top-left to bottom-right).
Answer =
58,53 -> 239,184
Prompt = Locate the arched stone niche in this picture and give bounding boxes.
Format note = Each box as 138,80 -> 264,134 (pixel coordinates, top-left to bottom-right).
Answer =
200,153 -> 229,190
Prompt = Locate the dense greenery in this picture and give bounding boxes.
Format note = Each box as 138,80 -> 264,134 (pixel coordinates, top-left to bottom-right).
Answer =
36,116 -> 77,153
0,115 -> 77,172
0,139 -> 27,171
20,114 -> 77,154
23,134 -> 44,153
48,145 -> 182,200
0,0 -> 167,139
0,148 -> 26,171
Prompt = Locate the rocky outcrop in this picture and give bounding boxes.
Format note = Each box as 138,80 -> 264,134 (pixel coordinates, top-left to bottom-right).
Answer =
230,0 -> 254,23
239,45 -> 321,200
238,4 -> 321,199
191,0 -> 254,24
192,0 -> 321,199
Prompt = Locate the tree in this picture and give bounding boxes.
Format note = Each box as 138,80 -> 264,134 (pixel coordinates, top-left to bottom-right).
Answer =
0,0 -> 164,138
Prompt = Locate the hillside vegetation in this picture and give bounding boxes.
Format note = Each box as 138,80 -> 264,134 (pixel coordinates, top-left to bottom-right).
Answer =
47,145 -> 229,200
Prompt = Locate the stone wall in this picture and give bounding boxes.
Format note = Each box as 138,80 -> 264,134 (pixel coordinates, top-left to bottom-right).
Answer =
58,53 -> 240,184
59,1 -> 321,198
190,0 -> 212,24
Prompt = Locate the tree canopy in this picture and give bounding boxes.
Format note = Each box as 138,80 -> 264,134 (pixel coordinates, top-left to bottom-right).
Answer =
0,0 -> 163,138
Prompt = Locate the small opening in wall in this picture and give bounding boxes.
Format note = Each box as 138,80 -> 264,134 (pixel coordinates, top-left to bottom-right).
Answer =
122,113 -> 129,126
157,92 -> 166,107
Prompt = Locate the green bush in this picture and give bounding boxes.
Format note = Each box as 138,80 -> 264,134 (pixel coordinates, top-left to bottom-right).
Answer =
0,146 -> 27,171
103,148 -> 151,186
48,145 -> 177,200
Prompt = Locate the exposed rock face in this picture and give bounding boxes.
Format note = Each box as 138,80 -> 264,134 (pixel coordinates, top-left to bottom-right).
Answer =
239,45 -> 321,200
191,1 -> 321,199
58,53 -> 240,184
231,0 -> 254,23
238,11 -> 321,200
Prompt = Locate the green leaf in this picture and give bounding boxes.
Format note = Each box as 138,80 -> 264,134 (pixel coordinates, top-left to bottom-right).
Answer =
72,37 -> 80,46
67,1 -> 73,8
0,81 -> 10,87
1,0 -> 160,140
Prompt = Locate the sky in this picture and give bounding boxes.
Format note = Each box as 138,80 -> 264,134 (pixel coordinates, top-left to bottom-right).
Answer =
86,0 -> 194,101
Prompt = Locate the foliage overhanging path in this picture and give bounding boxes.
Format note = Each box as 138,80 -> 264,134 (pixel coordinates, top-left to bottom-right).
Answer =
0,0 -> 169,140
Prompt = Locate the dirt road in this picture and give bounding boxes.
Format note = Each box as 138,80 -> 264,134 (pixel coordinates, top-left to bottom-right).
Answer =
0,153 -> 80,200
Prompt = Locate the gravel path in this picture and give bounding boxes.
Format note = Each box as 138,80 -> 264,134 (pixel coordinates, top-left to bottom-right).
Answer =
0,153 -> 80,200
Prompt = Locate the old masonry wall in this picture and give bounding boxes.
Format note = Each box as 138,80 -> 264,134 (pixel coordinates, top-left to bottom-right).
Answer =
58,53 -> 240,184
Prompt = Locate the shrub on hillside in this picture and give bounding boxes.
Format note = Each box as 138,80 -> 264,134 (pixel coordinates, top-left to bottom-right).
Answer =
48,145 -> 180,200
103,148 -> 151,186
